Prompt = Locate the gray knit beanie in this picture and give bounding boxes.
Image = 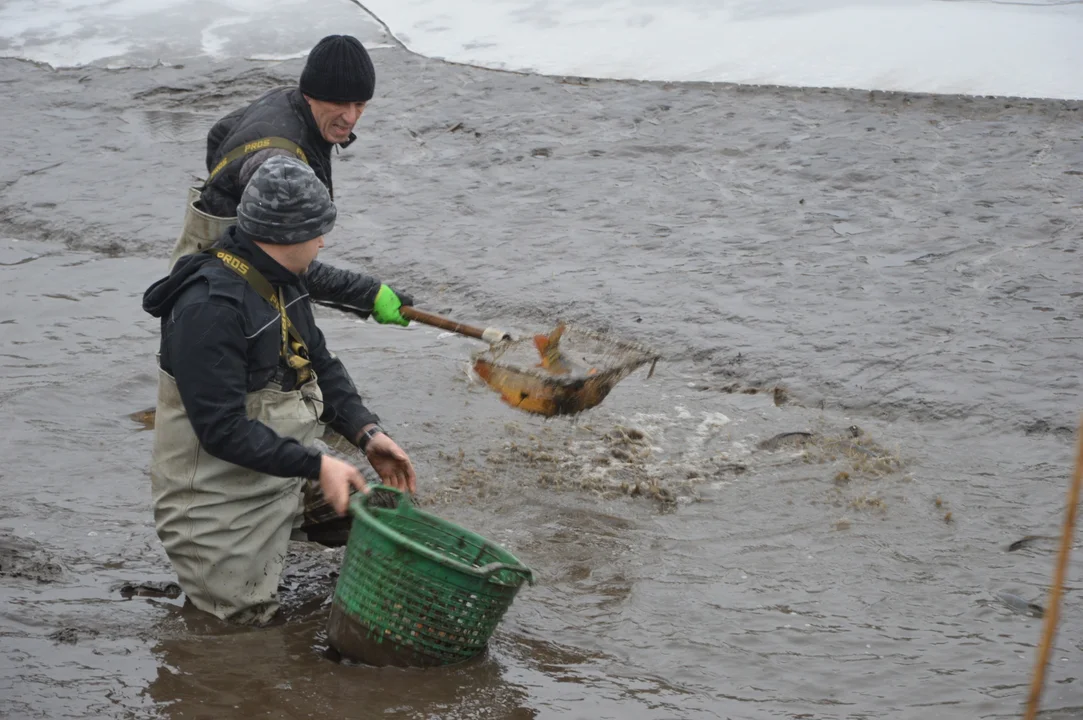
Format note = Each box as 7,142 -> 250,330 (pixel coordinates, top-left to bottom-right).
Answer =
237,155 -> 336,244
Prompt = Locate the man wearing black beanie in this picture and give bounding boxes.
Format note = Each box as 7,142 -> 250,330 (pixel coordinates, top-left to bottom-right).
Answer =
169,34 -> 411,328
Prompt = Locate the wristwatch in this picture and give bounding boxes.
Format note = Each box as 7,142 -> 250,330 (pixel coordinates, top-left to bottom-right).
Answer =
359,425 -> 387,453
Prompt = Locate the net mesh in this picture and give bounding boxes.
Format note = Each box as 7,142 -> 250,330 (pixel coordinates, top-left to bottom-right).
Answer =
472,324 -> 660,416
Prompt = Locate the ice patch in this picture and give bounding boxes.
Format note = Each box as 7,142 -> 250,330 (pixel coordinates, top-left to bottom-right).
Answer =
4,0 -> 1079,97
0,0 -> 386,68
362,0 -> 1083,99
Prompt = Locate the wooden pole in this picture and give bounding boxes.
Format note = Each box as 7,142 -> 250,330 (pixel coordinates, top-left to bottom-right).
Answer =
1024,415 -> 1083,720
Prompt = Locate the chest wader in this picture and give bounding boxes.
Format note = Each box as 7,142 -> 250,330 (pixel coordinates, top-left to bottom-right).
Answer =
150,250 -> 322,625
168,137 -> 308,269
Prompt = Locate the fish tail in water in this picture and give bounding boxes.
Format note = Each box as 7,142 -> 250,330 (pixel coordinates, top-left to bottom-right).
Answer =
533,324 -> 571,374
997,591 -> 1045,618
1007,534 -> 1059,552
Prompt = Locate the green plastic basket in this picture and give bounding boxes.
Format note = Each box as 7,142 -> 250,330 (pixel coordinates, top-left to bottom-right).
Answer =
326,486 -> 534,667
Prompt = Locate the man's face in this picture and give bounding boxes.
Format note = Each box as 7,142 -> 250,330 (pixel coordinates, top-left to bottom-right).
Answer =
276,234 -> 325,275
305,96 -> 366,144
296,234 -> 325,272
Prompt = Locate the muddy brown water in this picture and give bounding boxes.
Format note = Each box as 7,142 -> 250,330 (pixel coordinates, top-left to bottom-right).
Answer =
1,46 -> 1082,719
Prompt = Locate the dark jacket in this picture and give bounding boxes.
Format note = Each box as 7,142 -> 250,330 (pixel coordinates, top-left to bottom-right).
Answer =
199,86 -> 381,316
143,227 -> 380,481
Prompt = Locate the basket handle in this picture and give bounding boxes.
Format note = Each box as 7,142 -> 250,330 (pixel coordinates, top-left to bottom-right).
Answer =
350,487 -> 535,586
475,561 -> 535,586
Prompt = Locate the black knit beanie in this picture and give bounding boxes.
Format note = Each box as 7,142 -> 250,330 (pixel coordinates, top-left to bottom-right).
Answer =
299,35 -> 375,103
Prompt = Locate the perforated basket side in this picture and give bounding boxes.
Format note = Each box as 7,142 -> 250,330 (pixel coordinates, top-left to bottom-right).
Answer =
329,489 -> 532,666
332,523 -> 522,664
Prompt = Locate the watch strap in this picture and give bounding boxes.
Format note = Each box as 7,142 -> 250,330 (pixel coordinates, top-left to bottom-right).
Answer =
359,425 -> 386,452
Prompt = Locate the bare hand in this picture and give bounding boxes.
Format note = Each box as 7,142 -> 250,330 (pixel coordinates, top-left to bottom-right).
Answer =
365,434 -> 417,494
318,454 -> 368,516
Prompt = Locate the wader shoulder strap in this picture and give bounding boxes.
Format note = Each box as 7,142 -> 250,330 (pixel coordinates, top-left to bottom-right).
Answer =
203,248 -> 313,382
205,137 -> 309,186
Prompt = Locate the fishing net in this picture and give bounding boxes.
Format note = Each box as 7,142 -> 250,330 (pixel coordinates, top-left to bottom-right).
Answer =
472,324 -> 661,417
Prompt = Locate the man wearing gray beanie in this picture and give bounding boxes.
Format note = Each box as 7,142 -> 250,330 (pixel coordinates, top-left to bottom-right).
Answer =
169,34 -> 412,328
144,156 -> 417,626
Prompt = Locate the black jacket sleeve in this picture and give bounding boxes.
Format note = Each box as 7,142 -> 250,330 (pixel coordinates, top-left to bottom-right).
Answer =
167,299 -> 324,480
304,261 -> 382,318
305,321 -> 380,444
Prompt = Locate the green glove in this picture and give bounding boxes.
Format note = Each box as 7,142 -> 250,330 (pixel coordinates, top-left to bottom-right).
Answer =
372,284 -> 411,326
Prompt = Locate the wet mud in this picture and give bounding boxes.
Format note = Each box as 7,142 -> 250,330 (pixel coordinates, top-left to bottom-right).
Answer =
0,535 -> 64,583
1,43 -> 1083,719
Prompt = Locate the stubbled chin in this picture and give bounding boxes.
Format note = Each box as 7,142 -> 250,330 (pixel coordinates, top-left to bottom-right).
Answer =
322,127 -> 348,143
